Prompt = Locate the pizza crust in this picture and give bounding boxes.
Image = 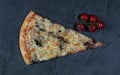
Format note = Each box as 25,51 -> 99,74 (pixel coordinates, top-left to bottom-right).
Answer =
19,11 -> 36,65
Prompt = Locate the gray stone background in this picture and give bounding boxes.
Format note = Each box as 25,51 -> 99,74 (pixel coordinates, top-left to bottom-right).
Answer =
0,0 -> 120,75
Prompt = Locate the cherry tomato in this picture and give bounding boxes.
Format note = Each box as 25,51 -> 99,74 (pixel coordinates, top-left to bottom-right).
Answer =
75,23 -> 86,31
97,21 -> 105,29
89,15 -> 98,23
88,24 -> 96,32
80,13 -> 89,22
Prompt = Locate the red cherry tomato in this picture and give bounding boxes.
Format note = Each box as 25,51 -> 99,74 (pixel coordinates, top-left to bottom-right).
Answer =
89,15 -> 98,23
80,13 -> 89,22
97,21 -> 105,29
88,24 -> 96,32
75,23 -> 86,31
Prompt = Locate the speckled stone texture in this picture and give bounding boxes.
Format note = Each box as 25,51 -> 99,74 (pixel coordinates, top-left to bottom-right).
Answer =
0,0 -> 120,75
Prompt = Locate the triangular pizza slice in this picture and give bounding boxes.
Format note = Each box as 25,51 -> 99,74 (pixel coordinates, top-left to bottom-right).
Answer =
19,11 -> 104,65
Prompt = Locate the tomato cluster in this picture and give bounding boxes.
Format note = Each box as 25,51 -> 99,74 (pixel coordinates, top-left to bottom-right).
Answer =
75,13 -> 105,32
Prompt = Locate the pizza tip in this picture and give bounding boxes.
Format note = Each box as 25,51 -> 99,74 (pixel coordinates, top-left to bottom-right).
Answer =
93,42 -> 105,48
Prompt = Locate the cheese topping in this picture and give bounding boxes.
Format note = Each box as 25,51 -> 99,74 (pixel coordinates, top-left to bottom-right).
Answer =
26,15 -> 93,62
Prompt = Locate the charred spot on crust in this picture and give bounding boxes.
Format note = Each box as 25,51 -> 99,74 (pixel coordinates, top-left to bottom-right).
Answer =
34,39 -> 42,46
84,42 -> 93,49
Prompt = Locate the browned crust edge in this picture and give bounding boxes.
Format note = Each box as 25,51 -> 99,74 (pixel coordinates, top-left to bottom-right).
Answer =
19,11 -> 35,65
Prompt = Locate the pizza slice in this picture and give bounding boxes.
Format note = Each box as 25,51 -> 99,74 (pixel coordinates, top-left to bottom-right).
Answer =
19,11 -> 104,65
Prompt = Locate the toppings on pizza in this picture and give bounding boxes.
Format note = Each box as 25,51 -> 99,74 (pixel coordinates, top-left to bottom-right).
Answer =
84,42 -> 93,49
19,11 -> 104,65
34,39 -> 43,47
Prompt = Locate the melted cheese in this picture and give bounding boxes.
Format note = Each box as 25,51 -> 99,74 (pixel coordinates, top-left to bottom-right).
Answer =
26,15 -> 93,62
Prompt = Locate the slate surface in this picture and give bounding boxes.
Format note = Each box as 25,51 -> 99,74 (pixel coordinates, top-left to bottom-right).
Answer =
0,0 -> 120,75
